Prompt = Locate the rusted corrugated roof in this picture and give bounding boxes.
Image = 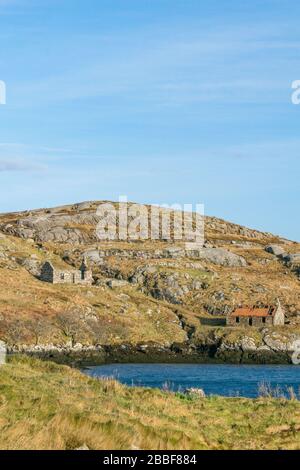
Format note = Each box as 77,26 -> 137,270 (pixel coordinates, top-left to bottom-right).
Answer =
231,306 -> 275,317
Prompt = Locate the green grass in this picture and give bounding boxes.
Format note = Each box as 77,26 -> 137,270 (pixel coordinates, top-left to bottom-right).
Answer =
0,356 -> 300,450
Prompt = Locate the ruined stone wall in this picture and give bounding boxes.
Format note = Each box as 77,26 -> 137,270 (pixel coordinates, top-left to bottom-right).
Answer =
78,270 -> 93,285
226,316 -> 236,326
252,316 -> 273,326
226,315 -> 274,327
52,269 -> 93,285
52,270 -> 77,284
40,262 -> 54,283
273,305 -> 285,326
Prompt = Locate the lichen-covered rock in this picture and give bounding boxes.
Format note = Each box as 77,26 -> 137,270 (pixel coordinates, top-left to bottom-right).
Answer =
151,286 -> 184,304
240,337 -> 258,352
107,279 -> 128,289
265,245 -> 286,257
83,249 -> 103,264
75,444 -> 90,451
284,253 -> 300,266
19,257 -> 42,277
187,248 -> 247,267
185,387 -> 206,398
263,333 -> 295,352
162,247 -> 185,258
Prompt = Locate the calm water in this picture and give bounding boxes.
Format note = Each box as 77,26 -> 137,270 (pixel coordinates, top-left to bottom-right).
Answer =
84,363 -> 300,398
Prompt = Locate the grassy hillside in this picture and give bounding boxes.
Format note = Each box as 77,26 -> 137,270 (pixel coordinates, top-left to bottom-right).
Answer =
0,201 -> 299,350
0,356 -> 300,450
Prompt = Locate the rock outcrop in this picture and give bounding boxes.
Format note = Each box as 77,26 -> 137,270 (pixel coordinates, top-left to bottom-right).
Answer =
265,245 -> 286,257
187,248 -> 247,267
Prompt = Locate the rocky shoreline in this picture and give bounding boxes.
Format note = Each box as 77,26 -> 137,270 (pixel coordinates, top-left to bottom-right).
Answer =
7,338 -> 296,366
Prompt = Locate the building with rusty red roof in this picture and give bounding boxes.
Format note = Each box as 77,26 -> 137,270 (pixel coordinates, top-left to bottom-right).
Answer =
226,301 -> 285,327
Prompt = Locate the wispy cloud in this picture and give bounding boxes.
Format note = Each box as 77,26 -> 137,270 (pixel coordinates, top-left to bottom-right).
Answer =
0,158 -> 47,172
11,21 -> 298,109
0,142 -> 67,172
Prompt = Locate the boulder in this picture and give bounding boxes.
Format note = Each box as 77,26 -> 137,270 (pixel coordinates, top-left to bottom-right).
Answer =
162,247 -> 185,259
284,253 -> 300,266
252,284 -> 267,293
107,279 -> 128,289
151,286 -> 184,304
263,334 -> 295,352
129,265 -> 157,284
75,444 -> 90,450
212,290 -> 226,302
191,279 -> 204,290
265,245 -> 286,257
20,257 -> 41,277
241,337 -> 258,352
185,388 -> 206,398
74,202 -> 93,211
83,249 -> 103,264
188,248 -> 247,267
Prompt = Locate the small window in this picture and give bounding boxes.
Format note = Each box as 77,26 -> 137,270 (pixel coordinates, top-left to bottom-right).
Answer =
60,273 -> 65,280
249,318 -> 253,326
81,270 -> 85,280
236,317 -> 240,323
262,317 -> 266,324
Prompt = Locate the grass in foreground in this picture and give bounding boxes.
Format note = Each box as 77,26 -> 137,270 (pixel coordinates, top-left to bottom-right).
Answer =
0,356 -> 300,450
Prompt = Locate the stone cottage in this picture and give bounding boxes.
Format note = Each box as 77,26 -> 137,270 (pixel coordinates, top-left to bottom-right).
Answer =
40,259 -> 93,285
226,301 -> 285,327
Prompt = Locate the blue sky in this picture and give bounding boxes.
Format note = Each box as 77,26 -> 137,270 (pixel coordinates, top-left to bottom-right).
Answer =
0,0 -> 299,240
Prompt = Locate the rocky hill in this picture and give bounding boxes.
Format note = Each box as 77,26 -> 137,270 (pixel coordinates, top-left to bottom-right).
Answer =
0,201 -> 299,362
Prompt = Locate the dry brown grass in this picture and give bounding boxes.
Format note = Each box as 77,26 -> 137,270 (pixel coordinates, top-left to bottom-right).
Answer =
1,356 -> 300,450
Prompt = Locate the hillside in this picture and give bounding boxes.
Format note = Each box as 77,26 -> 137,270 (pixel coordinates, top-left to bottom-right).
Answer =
0,201 -> 299,361
1,356 -> 300,450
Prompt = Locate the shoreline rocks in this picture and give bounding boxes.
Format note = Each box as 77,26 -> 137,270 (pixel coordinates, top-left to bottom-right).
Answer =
185,388 -> 206,398
5,331 -> 298,366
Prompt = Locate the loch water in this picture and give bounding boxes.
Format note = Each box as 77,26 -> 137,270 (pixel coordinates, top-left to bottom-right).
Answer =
83,363 -> 300,398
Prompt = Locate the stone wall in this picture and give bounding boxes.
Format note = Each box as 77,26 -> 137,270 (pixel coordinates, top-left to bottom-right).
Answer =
273,305 -> 285,326
226,316 -> 273,327
52,269 -> 92,285
40,262 -> 54,283
52,269 -> 77,284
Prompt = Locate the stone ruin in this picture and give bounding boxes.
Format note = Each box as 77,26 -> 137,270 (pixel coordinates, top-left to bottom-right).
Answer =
40,259 -> 93,285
